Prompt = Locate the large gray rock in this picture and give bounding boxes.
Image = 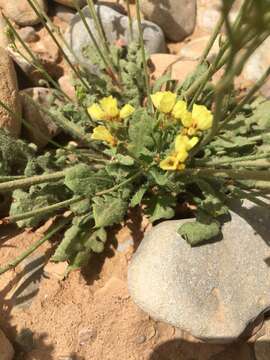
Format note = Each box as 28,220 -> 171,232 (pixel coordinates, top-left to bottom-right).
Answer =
53,0 -> 86,8
128,202 -> 270,343
64,4 -> 166,71
141,0 -> 196,42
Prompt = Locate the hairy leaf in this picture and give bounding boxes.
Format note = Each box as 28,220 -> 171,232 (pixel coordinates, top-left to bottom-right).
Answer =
93,195 -> 128,227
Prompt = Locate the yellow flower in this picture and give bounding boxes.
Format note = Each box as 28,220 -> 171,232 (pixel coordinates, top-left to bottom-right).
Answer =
192,104 -> 213,130
160,155 -> 179,171
176,148 -> 188,163
177,163 -> 186,171
91,126 -> 116,146
172,100 -> 193,127
88,103 -> 106,121
175,135 -> 199,152
120,104 -> 135,119
99,96 -> 119,118
151,91 -> 177,113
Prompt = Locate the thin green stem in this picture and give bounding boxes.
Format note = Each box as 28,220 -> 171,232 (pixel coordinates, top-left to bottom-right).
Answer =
4,196 -> 84,223
220,66 -> 270,130
2,13 -> 71,102
182,168 -> 270,182
195,153 -> 270,167
199,15 -> 224,65
135,0 -> 151,109
126,0 -> 134,41
0,171 -> 65,192
0,217 -> 70,275
26,0 -> 91,92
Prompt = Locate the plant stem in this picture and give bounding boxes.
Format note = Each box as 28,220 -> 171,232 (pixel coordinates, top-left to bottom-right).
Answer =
26,0 -> 91,92
0,171 -> 65,192
220,66 -> 270,130
135,0 -> 152,109
182,168 -> 270,182
195,153 -> 270,167
199,15 -> 224,65
86,0 -> 111,56
2,14 -> 71,102
126,0 -> 134,41
4,196 -> 84,223
74,0 -> 117,79
0,217 -> 70,275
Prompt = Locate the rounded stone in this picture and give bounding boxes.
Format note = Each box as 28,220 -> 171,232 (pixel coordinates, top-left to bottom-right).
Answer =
141,0 -> 196,42
64,4 -> 166,71
128,203 -> 270,343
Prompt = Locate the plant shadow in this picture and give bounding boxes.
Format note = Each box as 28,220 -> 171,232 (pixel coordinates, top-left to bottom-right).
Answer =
149,338 -> 257,360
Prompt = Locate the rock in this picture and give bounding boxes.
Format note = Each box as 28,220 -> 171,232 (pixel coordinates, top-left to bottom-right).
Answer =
128,202 -> 270,343
150,54 -> 197,82
141,0 -> 196,42
0,329 -> 14,360
44,261 -> 68,280
0,15 -> 21,138
20,88 -> 60,148
18,26 -> 39,43
65,4 -> 166,71
0,0 -> 47,26
178,36 -> 219,62
254,335 -> 270,360
58,74 -> 76,101
55,4 -> 75,23
78,327 -> 97,346
53,0 -> 86,8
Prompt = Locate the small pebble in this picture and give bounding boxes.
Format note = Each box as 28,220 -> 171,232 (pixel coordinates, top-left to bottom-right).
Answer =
135,335 -> 146,344
18,26 -> 38,42
78,328 -> 97,346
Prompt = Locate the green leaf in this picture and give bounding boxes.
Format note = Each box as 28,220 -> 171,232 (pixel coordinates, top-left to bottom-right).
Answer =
130,185 -> 148,207
148,167 -> 169,186
178,213 -> 221,246
146,193 -> 176,222
128,110 -> 154,157
52,224 -> 81,262
93,195 -> 128,227
64,164 -> 113,196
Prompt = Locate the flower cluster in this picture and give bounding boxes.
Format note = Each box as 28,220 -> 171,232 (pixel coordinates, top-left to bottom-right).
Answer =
151,91 -> 213,171
88,96 -> 135,146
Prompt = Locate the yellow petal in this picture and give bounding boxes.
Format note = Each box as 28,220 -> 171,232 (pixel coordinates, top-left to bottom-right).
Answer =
91,126 -> 116,146
159,155 -> 179,171
151,91 -> 177,113
100,96 -> 119,118
188,136 -> 199,149
120,104 -> 135,119
176,148 -> 189,163
172,100 -> 187,119
192,104 -> 213,130
88,103 -> 106,121
175,135 -> 189,152
177,163 -> 186,171
181,111 -> 193,128
151,92 -> 164,110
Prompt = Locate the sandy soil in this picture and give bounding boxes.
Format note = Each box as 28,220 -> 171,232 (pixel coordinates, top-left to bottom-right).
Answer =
0,209 -> 259,360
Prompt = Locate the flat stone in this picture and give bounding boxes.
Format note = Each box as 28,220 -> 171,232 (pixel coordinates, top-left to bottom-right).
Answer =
0,329 -> 14,360
55,4 -> 76,23
17,26 -> 39,43
128,202 -> 270,343
53,0 -> 86,8
64,4 -> 166,71
141,0 -> 196,42
178,36 -> 220,62
0,0 -> 47,26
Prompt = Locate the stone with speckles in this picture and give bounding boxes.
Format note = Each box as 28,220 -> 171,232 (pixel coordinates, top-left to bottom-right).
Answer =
128,200 -> 270,343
